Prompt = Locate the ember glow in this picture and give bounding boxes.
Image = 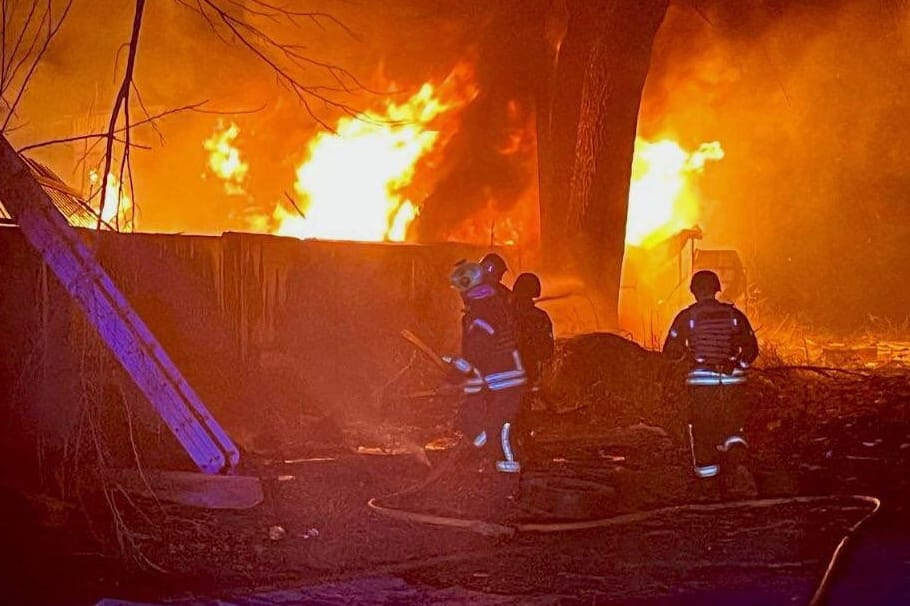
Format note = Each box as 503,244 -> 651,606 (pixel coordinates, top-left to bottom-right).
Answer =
446,205 -> 523,247
268,63 -> 478,242
625,138 -> 724,248
203,121 -> 248,196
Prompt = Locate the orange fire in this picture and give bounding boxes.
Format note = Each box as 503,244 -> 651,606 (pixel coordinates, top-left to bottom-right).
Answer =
265,63 -> 478,242
203,121 -> 248,196
86,169 -> 132,229
446,204 -> 523,247
198,70 -> 714,251
626,137 -> 724,248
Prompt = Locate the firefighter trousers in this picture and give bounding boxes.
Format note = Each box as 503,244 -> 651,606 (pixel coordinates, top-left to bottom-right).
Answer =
687,383 -> 748,478
457,386 -> 524,474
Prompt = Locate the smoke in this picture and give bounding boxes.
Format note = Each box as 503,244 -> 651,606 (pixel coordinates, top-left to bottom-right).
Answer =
411,3 -> 543,244
639,0 -> 910,329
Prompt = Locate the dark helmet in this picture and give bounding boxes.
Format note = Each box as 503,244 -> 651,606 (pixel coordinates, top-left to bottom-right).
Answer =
480,252 -> 508,281
450,260 -> 485,293
513,272 -> 541,299
690,270 -> 721,298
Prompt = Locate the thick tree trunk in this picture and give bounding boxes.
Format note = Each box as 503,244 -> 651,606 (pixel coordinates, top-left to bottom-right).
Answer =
539,0 -> 669,325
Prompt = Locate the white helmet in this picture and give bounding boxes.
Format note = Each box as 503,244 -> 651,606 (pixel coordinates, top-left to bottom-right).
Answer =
450,260 -> 485,292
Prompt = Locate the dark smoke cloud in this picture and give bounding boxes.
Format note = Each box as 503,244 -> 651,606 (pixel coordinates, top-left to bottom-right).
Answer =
411,2 -> 544,243
640,0 -> 910,329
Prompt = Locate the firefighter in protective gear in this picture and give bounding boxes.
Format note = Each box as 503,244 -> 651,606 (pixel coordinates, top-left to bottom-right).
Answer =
447,260 -> 527,476
480,252 -> 512,299
512,272 -> 554,387
663,270 -> 758,482
511,272 -> 555,461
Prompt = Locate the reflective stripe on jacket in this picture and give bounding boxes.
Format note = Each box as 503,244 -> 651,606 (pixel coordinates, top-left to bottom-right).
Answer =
461,291 -> 527,394
686,368 -> 747,386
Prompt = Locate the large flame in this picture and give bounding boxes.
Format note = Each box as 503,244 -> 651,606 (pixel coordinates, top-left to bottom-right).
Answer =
268,63 -> 477,242
204,121 -> 249,196
626,137 -> 724,248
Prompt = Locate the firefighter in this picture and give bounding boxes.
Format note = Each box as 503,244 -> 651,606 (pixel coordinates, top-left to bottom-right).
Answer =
445,260 -> 528,481
663,270 -> 758,485
479,252 -> 512,299
511,272 -> 555,461
512,272 -> 554,388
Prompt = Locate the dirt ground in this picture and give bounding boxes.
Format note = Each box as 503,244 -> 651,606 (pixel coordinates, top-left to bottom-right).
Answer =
5,335 -> 910,606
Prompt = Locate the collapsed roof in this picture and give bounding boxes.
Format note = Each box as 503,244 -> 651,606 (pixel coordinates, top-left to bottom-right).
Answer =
0,157 -> 116,229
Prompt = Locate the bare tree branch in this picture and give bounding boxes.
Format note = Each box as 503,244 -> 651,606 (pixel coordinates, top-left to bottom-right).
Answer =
5,1 -> 49,93
116,87 -> 133,230
1,3 -> 7,85
283,190 -> 306,218
126,140 -> 138,230
1,0 -> 40,91
5,0 -> 369,234
244,0 -> 356,37
175,0 -> 377,128
14,100 -> 282,153
2,0 -> 73,133
130,80 -> 165,145
97,0 -> 146,230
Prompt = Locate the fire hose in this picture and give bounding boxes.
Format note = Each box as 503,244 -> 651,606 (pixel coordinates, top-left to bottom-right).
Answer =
368,471 -> 880,605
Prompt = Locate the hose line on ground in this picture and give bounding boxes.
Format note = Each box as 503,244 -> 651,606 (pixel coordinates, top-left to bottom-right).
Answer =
367,492 -> 881,603
806,494 -> 881,606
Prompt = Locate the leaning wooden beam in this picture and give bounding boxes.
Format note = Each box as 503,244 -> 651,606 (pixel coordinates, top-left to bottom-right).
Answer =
0,135 -> 239,474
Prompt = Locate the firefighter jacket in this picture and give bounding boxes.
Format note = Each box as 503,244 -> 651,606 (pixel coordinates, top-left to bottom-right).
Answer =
514,299 -> 554,384
493,281 -> 513,306
459,288 -> 527,396
663,298 -> 758,386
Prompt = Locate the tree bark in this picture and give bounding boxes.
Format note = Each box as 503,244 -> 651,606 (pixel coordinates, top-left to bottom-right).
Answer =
539,0 -> 669,325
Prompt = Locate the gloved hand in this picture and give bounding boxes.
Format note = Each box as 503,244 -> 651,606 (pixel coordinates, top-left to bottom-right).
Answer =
441,354 -> 474,376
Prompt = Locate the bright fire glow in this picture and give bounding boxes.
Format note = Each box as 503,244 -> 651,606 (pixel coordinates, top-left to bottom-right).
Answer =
268,63 -> 478,242
446,202 -> 524,247
204,121 -> 248,196
88,169 -> 132,228
626,138 -> 724,248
